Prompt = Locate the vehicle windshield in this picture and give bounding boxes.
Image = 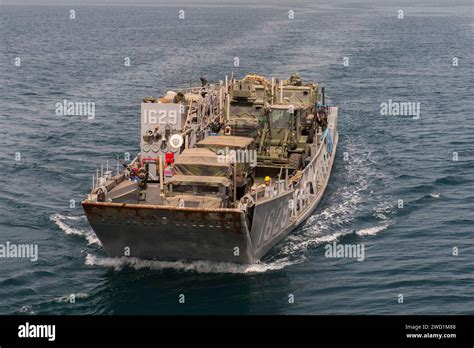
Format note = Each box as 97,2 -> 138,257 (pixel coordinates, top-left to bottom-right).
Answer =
172,184 -> 221,195
269,109 -> 291,128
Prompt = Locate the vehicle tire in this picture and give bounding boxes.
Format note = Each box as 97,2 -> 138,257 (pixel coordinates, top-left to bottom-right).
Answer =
289,153 -> 302,169
307,128 -> 315,143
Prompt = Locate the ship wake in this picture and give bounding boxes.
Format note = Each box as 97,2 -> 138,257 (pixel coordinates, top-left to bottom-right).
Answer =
50,213 -> 101,246
269,138 -> 394,261
84,253 -> 299,274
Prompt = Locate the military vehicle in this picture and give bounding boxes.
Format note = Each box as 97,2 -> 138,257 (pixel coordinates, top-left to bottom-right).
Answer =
226,74 -> 327,181
223,74 -> 269,138
257,104 -> 312,169
82,74 -> 338,264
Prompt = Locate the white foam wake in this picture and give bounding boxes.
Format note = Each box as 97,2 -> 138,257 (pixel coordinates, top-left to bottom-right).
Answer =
373,200 -> 395,220
279,230 -> 351,256
56,293 -> 89,303
355,223 -> 390,236
84,253 -> 297,274
274,138 -> 394,258
19,305 -> 35,315
50,214 -> 101,246
276,146 -> 370,257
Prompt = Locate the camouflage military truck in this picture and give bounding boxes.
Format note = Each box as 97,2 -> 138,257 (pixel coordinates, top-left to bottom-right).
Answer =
279,73 -> 327,137
254,73 -> 325,172
257,104 -> 313,170
167,148 -> 233,208
165,136 -> 256,208
224,75 -> 270,138
196,135 -> 256,197
223,73 -> 327,177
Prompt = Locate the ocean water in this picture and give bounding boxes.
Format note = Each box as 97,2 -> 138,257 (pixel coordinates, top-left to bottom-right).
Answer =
0,1 -> 473,315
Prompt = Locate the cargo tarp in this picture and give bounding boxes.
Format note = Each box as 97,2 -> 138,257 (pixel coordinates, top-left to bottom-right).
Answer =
174,148 -> 231,177
168,175 -> 232,187
166,195 -> 223,209
196,135 -> 254,152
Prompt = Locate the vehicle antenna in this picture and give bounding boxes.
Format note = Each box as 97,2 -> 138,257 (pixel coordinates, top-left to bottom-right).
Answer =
280,80 -> 283,103
271,77 -> 275,103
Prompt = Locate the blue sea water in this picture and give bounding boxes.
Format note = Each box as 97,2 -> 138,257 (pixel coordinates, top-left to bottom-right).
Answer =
0,1 -> 473,315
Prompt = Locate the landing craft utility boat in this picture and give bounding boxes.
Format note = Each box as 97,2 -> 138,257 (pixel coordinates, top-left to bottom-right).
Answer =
82,74 -> 338,264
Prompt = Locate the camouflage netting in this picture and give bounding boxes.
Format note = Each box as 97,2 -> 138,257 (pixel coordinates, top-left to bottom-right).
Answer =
226,118 -> 259,138
174,148 -> 231,177
142,96 -> 158,103
243,74 -> 269,85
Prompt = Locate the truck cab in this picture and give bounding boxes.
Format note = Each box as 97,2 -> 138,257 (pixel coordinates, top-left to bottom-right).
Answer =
257,104 -> 312,169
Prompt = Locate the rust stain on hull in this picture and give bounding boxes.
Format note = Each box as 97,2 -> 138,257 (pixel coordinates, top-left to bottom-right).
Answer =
82,201 -> 255,263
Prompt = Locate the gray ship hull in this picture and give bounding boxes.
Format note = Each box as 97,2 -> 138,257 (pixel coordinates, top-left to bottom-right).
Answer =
82,203 -> 257,263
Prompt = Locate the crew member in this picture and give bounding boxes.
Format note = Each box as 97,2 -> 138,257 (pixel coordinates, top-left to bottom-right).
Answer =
263,176 -> 272,197
264,176 -> 271,186
130,163 -> 140,182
